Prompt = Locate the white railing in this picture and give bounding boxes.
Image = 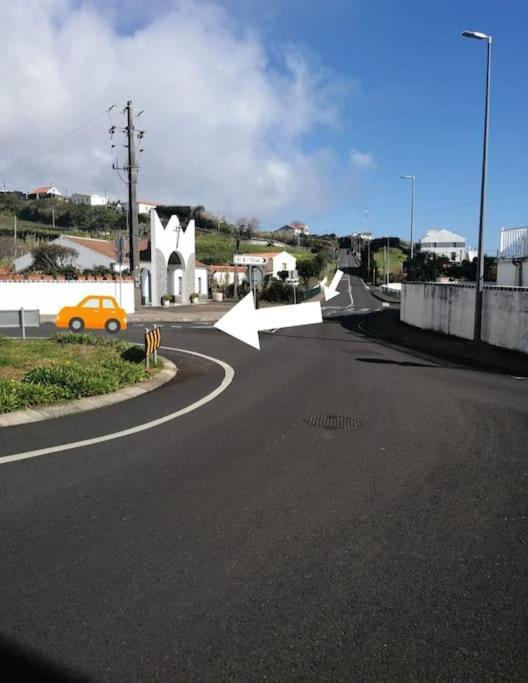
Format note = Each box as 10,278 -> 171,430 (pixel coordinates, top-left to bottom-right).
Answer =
499,227 -> 528,258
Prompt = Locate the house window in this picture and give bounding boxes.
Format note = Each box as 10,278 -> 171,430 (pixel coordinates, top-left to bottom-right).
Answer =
282,263 -> 287,270
451,252 -> 457,261
198,277 -> 202,294
178,276 -> 182,295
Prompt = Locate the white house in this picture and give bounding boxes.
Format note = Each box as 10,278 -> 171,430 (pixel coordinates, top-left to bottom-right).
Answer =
14,235 -> 140,273
418,228 -> 477,262
249,251 -> 297,279
207,265 -> 247,286
31,185 -> 62,199
70,193 -> 108,207
137,200 -> 158,215
496,226 -> 528,287
275,222 -> 310,237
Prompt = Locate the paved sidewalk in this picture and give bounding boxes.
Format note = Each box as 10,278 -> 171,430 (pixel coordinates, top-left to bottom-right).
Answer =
360,308 -> 528,376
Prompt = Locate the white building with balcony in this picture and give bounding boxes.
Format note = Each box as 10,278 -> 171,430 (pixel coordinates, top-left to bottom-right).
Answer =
418,228 -> 477,262
496,226 -> 528,287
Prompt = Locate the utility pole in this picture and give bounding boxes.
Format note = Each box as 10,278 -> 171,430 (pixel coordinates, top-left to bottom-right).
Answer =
51,206 -> 55,230
126,101 -> 141,310
110,102 -> 144,310
14,214 -> 17,247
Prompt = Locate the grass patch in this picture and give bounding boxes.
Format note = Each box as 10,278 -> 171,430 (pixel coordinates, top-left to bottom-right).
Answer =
196,231 -> 313,265
373,247 -> 407,277
0,333 -> 159,413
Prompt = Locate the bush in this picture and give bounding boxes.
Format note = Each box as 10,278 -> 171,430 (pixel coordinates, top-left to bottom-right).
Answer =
23,363 -> 122,398
0,379 -> 68,413
53,332 -> 131,353
260,280 -> 291,303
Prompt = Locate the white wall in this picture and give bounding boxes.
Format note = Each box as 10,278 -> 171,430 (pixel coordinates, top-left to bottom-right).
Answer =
0,280 -> 135,314
497,260 -> 528,287
401,283 -> 528,353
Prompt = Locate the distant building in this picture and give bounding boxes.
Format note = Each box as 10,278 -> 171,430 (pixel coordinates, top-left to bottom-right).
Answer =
137,200 -> 158,215
14,235 -> 146,273
70,192 -> 108,207
418,228 -> 477,262
31,185 -> 62,199
496,226 -> 528,287
275,222 -> 310,237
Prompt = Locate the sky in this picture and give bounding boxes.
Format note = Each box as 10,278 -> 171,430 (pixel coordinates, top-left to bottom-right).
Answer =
1,0 -> 527,253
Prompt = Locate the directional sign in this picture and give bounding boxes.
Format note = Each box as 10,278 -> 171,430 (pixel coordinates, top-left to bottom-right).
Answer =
233,254 -> 268,266
214,293 -> 322,350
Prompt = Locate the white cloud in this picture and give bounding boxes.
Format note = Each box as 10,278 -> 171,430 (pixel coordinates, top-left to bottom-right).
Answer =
349,149 -> 376,170
0,0 -> 352,222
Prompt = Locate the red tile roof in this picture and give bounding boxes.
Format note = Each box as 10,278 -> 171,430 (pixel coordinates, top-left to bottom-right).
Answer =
32,186 -> 54,195
64,236 -> 148,260
207,264 -> 246,272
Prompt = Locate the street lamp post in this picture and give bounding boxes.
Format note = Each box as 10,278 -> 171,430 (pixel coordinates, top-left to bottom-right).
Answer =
400,175 -> 415,259
462,29 -> 492,343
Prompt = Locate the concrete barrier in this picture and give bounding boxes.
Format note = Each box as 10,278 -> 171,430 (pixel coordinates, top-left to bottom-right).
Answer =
401,283 -> 528,354
0,279 -> 135,314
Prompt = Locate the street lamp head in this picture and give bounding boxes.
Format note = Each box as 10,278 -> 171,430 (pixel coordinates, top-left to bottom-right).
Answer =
462,30 -> 491,42
400,175 -> 415,180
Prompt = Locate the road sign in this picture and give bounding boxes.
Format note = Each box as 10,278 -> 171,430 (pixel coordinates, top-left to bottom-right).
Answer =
248,266 -> 265,284
233,254 -> 268,266
144,325 -> 161,369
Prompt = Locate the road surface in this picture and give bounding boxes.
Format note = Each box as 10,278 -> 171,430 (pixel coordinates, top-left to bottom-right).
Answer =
1,252 -> 527,681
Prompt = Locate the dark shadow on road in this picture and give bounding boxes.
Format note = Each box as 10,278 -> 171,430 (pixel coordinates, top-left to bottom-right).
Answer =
355,357 -> 438,368
0,634 -> 90,682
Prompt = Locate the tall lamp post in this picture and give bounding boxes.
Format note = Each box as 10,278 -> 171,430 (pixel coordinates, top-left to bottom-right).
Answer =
462,29 -> 492,343
400,175 -> 415,259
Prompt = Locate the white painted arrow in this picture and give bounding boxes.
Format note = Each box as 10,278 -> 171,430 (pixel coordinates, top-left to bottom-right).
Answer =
214,293 -> 322,350
323,269 -> 344,301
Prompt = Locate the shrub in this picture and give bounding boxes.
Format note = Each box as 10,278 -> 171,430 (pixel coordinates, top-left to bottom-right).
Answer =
260,280 -> 291,303
120,345 -> 145,363
0,379 -> 68,413
23,363 -> 122,398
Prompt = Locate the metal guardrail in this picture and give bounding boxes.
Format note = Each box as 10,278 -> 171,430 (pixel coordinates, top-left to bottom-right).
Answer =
0,308 -> 40,339
302,285 -> 321,301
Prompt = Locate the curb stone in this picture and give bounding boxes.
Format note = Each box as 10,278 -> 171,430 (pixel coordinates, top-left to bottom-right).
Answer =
0,356 -> 178,428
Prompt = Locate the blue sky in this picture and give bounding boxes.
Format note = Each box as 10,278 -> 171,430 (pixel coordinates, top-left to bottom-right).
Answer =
217,0 -> 528,253
5,1 -> 527,254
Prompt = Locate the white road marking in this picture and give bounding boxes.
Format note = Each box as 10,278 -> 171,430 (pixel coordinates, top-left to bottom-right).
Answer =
0,347 -> 235,465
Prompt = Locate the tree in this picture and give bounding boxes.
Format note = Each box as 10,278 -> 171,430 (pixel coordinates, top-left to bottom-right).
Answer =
29,243 -> 78,273
297,259 -> 321,285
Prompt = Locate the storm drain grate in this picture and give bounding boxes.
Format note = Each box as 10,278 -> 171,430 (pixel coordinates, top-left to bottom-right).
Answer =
304,415 -> 361,431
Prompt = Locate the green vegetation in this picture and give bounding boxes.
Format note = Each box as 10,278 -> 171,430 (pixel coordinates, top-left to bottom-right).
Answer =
0,333 -> 158,413
196,231 -> 315,265
373,247 -> 407,279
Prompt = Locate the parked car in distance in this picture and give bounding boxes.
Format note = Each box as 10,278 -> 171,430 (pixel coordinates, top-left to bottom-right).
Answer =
56,295 -> 127,333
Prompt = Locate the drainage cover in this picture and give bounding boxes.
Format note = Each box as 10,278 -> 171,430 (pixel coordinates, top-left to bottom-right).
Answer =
304,415 -> 361,431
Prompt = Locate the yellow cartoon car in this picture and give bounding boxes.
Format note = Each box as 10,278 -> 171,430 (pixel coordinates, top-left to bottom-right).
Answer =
56,295 -> 127,333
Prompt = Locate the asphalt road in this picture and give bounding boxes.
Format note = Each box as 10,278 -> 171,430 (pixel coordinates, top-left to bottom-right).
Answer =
1,252 -> 527,681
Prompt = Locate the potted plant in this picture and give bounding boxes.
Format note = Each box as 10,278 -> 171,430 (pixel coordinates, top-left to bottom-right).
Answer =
211,282 -> 223,302
161,294 -> 171,307
190,292 -> 200,304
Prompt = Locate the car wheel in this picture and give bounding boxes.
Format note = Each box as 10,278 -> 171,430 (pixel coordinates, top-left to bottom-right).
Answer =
69,317 -> 84,332
105,319 -> 120,334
